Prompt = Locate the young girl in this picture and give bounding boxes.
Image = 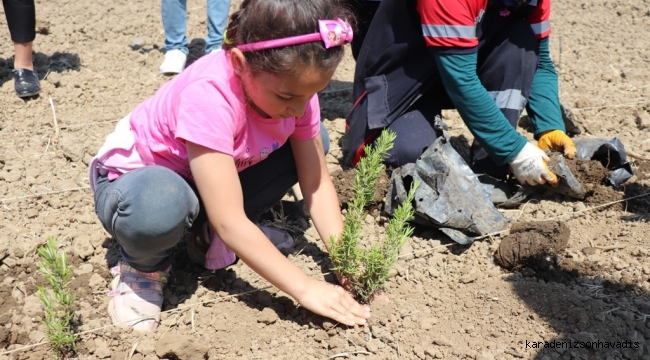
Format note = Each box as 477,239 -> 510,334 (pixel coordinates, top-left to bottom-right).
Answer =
90,0 -> 370,332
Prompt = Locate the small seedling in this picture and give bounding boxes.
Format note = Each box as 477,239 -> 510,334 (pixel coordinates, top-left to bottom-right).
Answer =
330,129 -> 418,302
37,236 -> 77,359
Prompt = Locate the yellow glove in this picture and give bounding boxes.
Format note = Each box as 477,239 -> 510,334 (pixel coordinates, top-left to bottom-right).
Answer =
538,130 -> 577,159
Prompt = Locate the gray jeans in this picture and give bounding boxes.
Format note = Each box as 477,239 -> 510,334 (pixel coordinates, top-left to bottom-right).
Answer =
93,124 -> 329,272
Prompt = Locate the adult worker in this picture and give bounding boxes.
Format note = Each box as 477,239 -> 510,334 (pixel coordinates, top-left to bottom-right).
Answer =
343,0 -> 577,187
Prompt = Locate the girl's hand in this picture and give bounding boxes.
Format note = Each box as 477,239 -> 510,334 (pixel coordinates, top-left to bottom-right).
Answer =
335,271 -> 391,302
295,279 -> 371,326
334,271 -> 354,292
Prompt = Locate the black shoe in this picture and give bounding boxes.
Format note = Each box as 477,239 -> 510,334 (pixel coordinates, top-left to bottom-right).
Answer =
12,68 -> 41,98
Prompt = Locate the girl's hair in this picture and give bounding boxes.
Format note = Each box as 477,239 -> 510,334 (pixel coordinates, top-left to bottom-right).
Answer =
224,0 -> 354,75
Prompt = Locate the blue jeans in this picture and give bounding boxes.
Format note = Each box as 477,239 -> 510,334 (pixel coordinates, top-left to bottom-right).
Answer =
94,123 -> 329,272
161,0 -> 231,54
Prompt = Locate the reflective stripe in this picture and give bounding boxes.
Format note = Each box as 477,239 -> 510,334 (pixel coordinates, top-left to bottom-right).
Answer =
421,24 -> 476,39
475,9 -> 485,25
530,20 -> 550,35
488,89 -> 526,111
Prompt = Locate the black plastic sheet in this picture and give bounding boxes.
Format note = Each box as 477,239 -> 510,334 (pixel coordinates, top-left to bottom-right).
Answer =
385,136 -> 510,245
574,138 -> 633,187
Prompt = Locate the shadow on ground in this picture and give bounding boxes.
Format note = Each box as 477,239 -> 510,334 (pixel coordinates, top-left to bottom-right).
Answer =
319,79 -> 354,120
511,261 -> 649,359
0,51 -> 81,88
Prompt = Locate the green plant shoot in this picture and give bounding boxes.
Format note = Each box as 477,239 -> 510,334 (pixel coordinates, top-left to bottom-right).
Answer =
330,129 -> 418,303
37,236 -> 77,359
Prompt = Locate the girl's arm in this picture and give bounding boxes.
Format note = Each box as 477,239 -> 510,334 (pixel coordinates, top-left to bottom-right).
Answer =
290,134 -> 342,252
289,134 -> 360,293
187,141 -> 369,325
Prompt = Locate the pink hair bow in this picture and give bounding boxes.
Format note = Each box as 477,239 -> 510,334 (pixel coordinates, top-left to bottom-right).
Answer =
238,19 -> 353,52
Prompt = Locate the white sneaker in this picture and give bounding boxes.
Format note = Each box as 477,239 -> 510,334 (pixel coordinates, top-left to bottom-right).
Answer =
159,49 -> 187,74
107,261 -> 170,332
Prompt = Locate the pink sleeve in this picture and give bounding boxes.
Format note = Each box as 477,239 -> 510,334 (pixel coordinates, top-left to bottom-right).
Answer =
174,79 -> 239,155
290,95 -> 321,141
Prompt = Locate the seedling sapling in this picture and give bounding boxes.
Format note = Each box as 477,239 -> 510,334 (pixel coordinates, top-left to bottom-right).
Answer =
37,236 -> 77,359
330,129 -> 418,303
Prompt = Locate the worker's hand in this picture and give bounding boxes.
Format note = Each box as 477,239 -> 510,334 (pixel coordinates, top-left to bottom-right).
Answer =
509,143 -> 559,187
538,130 -> 577,159
295,278 -> 371,326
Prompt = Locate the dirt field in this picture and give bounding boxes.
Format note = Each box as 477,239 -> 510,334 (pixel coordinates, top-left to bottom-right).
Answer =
1,0 -> 649,359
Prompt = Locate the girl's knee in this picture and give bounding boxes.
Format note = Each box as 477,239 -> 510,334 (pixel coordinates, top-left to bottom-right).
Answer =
127,166 -> 199,213
114,211 -> 189,258
111,166 -> 199,247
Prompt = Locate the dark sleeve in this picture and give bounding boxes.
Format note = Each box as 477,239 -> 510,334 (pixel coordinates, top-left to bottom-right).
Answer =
434,51 -> 527,165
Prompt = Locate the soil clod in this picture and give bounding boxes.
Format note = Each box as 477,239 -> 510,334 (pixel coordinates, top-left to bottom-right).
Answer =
494,221 -> 570,270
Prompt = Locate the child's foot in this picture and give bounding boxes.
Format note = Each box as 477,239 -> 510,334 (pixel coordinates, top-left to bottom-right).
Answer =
107,261 -> 170,332
257,222 -> 296,254
185,222 -> 297,270
201,223 -> 237,270
159,49 -> 187,74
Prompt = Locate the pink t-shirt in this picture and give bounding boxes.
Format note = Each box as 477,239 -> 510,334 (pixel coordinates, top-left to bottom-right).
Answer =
90,51 -> 321,188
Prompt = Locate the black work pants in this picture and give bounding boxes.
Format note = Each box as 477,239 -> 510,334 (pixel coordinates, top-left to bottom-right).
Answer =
2,0 -> 36,43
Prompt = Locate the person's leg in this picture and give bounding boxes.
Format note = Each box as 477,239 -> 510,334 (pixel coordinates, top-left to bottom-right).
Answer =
94,165 -> 200,331
3,0 -> 36,47
373,87 -> 447,168
344,0 -> 441,166
3,0 -> 40,97
13,42 -> 34,70
161,0 -> 189,54
204,0 -> 231,53
160,0 -> 189,73
382,114 -> 437,168
94,166 -> 200,272
470,16 -> 539,179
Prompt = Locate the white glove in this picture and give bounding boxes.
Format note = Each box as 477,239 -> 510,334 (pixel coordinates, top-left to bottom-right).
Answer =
508,143 -> 558,186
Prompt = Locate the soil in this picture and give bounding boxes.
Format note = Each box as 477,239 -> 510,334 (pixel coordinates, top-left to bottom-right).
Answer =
1,1 -> 650,359
494,221 -> 570,271
564,157 -> 626,210
566,159 -> 610,188
330,167 -> 391,211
